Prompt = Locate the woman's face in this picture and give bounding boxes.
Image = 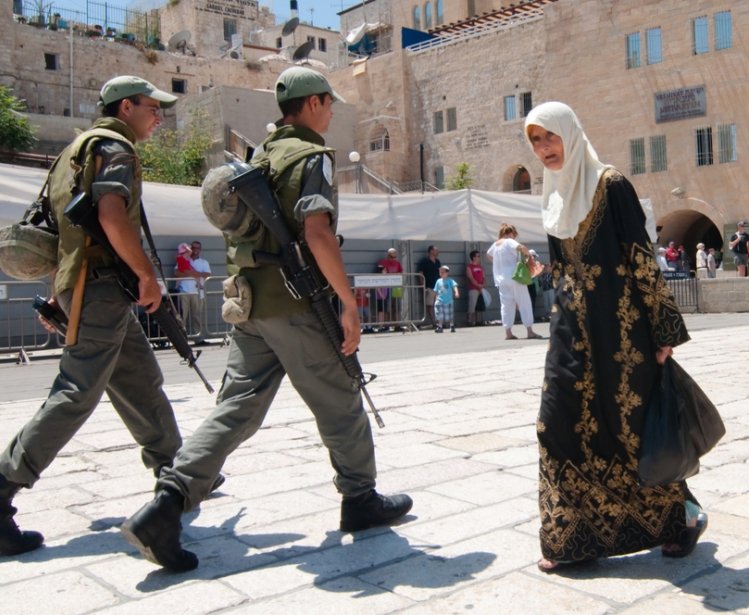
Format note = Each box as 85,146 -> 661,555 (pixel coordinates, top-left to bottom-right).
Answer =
528,125 -> 564,171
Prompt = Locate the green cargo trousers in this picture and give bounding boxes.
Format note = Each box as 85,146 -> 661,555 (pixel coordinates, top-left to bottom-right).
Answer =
158,309 -> 377,511
0,277 -> 181,487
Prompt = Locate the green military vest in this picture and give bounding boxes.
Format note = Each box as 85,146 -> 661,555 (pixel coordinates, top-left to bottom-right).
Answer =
228,124 -> 336,320
49,118 -> 142,294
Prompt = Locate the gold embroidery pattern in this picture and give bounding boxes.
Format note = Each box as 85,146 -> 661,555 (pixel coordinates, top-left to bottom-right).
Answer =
538,175 -> 686,560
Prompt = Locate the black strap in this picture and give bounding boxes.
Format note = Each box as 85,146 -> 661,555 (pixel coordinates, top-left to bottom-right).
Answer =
139,201 -> 180,313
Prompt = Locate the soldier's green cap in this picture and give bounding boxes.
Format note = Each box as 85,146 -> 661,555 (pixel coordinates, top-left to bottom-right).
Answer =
275,67 -> 344,104
99,75 -> 178,108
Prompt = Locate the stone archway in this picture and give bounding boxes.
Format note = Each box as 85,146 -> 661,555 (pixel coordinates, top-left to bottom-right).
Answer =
501,165 -> 531,193
657,209 -> 722,269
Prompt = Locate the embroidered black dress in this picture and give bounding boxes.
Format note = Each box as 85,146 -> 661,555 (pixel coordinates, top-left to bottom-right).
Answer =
538,169 -> 693,562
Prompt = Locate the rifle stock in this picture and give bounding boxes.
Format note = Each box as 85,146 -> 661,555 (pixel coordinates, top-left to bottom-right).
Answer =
229,167 -> 384,428
63,193 -> 214,393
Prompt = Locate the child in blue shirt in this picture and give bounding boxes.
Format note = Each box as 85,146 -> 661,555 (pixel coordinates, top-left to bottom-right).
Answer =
433,265 -> 459,332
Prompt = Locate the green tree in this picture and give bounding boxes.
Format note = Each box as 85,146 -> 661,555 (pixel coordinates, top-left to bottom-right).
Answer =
0,86 -> 37,151
447,162 -> 473,190
137,109 -> 213,186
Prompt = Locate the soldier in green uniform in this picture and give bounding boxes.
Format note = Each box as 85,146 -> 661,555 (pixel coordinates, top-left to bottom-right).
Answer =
121,67 -> 413,572
0,76 -> 185,556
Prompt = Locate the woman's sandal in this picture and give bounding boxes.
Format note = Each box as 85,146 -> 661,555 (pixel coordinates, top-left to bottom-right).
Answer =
662,512 -> 708,558
537,558 -> 590,573
505,334 -> 518,340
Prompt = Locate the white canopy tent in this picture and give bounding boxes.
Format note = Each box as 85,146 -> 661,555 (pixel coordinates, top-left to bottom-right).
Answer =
0,163 -> 547,242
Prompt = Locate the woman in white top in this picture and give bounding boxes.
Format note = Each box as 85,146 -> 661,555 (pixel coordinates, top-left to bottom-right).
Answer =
486,223 -> 542,340
695,243 -> 708,277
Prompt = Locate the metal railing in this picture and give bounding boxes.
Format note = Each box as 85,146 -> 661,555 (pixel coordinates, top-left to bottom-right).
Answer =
0,279 -> 56,362
664,273 -> 699,313
349,273 -> 426,332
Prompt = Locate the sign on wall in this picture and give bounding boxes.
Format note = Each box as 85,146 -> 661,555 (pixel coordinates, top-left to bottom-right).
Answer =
654,86 -> 706,123
197,0 -> 258,18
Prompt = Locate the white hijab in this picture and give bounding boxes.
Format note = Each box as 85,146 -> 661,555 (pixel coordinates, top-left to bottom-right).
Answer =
524,102 -> 610,240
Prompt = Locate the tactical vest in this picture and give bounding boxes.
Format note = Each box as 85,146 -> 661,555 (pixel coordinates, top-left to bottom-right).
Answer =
228,125 -> 335,319
49,118 -> 142,294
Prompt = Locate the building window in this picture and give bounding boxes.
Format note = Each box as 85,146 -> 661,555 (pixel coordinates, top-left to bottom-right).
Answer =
223,18 -> 237,43
412,6 -> 421,30
714,11 -> 732,50
717,123 -> 737,163
503,95 -> 516,121
433,110 -> 444,134
650,135 -> 667,172
369,127 -> 390,152
467,0 -> 476,17
446,107 -> 457,131
626,32 -> 641,68
44,53 -> 59,70
307,35 -> 314,44
318,37 -> 327,52
171,78 -> 187,94
692,16 -> 709,55
695,127 -> 713,166
434,165 -> 444,189
646,27 -> 662,64
435,0 -> 444,26
629,138 -> 646,175
424,2 -> 432,29
520,92 -> 533,117
276,37 -> 282,48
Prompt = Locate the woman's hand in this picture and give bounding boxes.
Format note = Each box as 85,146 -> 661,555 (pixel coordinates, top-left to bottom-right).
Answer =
655,346 -> 673,365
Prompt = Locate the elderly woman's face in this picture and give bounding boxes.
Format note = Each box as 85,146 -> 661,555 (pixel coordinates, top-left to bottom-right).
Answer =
528,125 -> 564,171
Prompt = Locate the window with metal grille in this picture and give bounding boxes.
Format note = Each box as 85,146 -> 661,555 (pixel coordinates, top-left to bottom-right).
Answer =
650,135 -> 667,172
715,11 -> 732,50
693,16 -> 708,54
172,79 -> 187,94
695,127 -> 713,166
223,18 -> 237,43
503,95 -> 516,121
626,32 -> 640,68
433,110 -> 444,134
520,92 -> 533,117
646,27 -> 662,64
629,138 -> 646,175
318,38 -> 327,52
369,128 -> 390,152
717,124 -> 737,163
446,107 -> 457,131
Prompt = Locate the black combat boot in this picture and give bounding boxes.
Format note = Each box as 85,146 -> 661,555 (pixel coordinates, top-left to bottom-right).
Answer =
0,474 -> 44,556
340,490 -> 413,532
121,488 -> 198,572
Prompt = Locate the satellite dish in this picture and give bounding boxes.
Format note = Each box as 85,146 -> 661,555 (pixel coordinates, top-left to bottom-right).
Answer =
281,17 -> 299,37
292,40 -> 314,61
168,30 -> 191,52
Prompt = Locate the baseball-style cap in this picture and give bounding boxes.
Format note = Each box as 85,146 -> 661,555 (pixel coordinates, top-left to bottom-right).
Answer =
739,220 -> 746,226
177,242 -> 191,254
275,67 -> 344,104
440,265 -> 450,271
99,75 -> 178,108
387,248 -> 397,255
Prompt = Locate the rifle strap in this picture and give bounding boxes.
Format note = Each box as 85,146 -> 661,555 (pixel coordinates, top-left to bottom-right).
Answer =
139,202 -> 181,315
65,235 -> 90,346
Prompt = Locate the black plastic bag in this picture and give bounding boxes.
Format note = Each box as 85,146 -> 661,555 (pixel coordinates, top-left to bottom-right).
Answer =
638,357 -> 725,487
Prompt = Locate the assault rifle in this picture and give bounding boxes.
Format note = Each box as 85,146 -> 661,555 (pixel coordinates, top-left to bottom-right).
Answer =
63,193 -> 214,393
228,166 -> 385,428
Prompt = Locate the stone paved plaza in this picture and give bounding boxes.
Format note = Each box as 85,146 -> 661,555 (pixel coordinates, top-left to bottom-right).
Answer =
0,314 -> 748,614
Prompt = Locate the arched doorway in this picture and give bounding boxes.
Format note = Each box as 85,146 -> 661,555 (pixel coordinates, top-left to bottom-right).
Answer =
657,210 -> 722,269
512,166 -> 530,193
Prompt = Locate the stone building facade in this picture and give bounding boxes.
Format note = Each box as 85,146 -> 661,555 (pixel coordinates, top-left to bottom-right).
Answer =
330,0 -> 747,257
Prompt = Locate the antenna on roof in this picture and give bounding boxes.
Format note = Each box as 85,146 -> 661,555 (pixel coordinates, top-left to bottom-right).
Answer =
167,30 -> 192,53
292,39 -> 314,61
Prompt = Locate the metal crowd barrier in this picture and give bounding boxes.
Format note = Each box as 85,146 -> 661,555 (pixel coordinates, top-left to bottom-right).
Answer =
0,279 -> 56,362
348,272 -> 426,332
664,272 -> 698,313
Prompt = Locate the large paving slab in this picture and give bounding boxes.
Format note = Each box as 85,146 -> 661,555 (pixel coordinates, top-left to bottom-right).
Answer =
0,314 -> 748,614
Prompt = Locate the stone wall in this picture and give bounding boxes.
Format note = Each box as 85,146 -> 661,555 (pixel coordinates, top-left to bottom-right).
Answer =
698,278 -> 749,313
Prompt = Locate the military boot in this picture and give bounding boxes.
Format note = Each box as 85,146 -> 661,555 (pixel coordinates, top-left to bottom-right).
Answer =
0,474 -> 44,556
121,488 -> 198,572
340,490 -> 413,532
